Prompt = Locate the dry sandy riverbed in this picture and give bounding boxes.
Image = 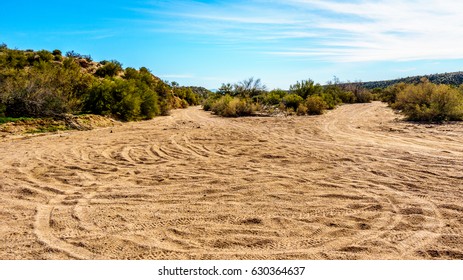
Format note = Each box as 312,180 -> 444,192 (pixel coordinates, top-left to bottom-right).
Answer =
1,102 -> 462,260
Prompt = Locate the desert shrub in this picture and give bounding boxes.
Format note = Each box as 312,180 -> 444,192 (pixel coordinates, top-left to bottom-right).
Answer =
94,60 -> 123,78
211,95 -> 233,115
263,91 -> 282,105
84,79 -> 115,116
140,92 -> 160,119
83,78 -> 162,121
339,83 -> 372,103
354,88 -> 373,103
337,90 -> 355,103
169,96 -> 183,109
174,87 -> 199,106
52,49 -> 62,56
282,93 -> 304,111
290,79 -> 323,99
32,50 -> 54,63
1,62 -> 92,117
306,95 -> 328,115
0,103 -> 5,117
82,54 -> 92,62
154,82 -> 171,116
320,92 -> 341,109
210,95 -> 254,117
65,50 -> 82,59
111,80 -> 142,121
181,99 -> 189,108
233,77 -> 267,98
0,46 -> 174,121
296,103 -> 308,115
393,81 -> 463,122
4,49 -> 29,68
202,97 -> 215,111
380,82 -> 407,104
230,98 -> 254,116
217,83 -> 234,95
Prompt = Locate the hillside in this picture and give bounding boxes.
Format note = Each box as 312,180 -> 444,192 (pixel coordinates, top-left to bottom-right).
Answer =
358,71 -> 463,89
0,44 -> 206,122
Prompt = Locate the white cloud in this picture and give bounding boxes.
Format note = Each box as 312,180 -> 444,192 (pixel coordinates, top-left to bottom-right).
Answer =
137,0 -> 463,62
281,0 -> 463,62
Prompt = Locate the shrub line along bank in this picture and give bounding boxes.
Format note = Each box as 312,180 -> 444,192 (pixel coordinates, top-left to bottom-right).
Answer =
1,44 -> 462,123
0,44 -> 206,122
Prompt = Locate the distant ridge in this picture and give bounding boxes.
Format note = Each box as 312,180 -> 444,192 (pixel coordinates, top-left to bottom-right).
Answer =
357,71 -> 463,89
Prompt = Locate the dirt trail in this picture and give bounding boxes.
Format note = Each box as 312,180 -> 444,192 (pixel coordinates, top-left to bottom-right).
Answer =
1,102 -> 463,259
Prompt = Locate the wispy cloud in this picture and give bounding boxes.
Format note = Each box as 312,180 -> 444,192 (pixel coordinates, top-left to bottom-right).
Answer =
136,0 -> 463,62
282,0 -> 463,62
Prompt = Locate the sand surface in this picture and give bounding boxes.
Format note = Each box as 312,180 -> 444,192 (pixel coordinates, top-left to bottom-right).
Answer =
1,102 -> 462,260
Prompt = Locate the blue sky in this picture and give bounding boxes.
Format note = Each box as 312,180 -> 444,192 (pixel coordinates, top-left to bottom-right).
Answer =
1,0 -> 463,89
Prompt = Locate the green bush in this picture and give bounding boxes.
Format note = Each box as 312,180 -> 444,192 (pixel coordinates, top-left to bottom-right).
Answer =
354,88 -> 373,103
211,95 -> 254,117
211,95 -> 233,115
263,91 -> 282,105
52,49 -> 62,56
282,93 -> 304,111
202,97 -> 215,111
296,103 -> 308,115
320,92 -> 341,109
337,90 -> 355,104
380,82 -> 407,104
4,49 -> 29,68
1,62 -> 92,117
66,50 -> 82,59
83,78 -> 163,121
95,60 -> 123,78
393,81 -> 463,122
306,95 -> 328,115
290,79 -> 323,99
84,79 -> 115,116
0,45 -> 175,122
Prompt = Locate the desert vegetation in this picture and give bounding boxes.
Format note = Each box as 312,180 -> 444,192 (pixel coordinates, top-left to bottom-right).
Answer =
203,77 -> 372,117
203,76 -> 462,123
1,43 -> 462,126
377,79 -> 463,122
0,44 -> 205,123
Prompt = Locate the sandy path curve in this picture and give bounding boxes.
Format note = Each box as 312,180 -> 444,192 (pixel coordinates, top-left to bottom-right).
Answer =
1,102 -> 462,259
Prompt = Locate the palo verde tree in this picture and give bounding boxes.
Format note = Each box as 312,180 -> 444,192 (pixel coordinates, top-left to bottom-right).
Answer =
233,77 -> 267,99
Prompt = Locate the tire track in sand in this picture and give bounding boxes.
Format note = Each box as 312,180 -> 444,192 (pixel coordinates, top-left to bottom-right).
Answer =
1,103 -> 462,259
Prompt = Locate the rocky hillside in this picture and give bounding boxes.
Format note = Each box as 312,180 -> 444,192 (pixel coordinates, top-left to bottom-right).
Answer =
358,71 -> 463,89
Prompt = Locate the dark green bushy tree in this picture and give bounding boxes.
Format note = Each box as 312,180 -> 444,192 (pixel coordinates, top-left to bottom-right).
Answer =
290,79 -> 323,99
282,93 -> 304,111
94,60 -> 123,78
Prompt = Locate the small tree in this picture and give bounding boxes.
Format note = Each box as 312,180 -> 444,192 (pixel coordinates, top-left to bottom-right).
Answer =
233,77 -> 267,98
94,60 -> 123,78
290,79 -> 323,99
66,50 -> 82,58
217,83 -> 233,95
